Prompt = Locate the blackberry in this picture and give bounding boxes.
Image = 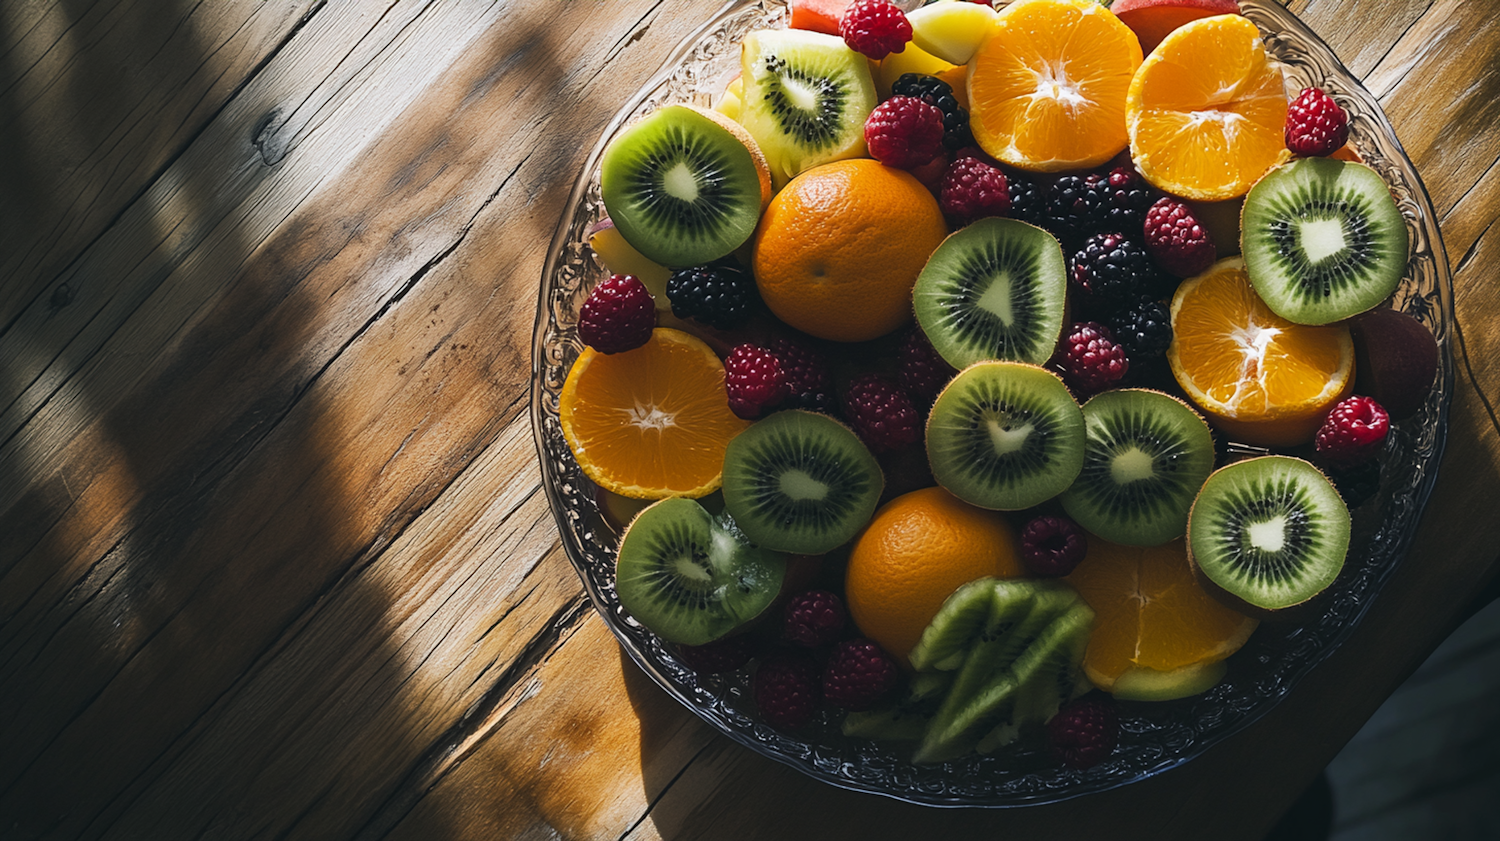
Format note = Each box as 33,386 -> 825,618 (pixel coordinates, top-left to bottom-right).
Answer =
1005,170 -> 1047,227
1070,233 -> 1170,312
1107,296 -> 1174,361
1098,166 -> 1159,237
666,260 -> 757,330
1324,459 -> 1381,508
1042,172 -> 1110,246
891,73 -> 975,150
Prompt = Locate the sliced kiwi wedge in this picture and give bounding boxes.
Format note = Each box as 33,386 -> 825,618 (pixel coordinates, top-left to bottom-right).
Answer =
842,671 -> 953,742
1187,455 -> 1351,617
615,498 -> 787,646
1241,157 -> 1409,325
721,409 -> 884,555
913,218 -> 1068,369
600,104 -> 771,269
1059,389 -> 1217,546
737,29 -> 877,185
926,361 -> 1085,511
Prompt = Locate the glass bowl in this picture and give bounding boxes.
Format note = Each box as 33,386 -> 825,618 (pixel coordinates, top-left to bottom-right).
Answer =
530,0 -> 1452,807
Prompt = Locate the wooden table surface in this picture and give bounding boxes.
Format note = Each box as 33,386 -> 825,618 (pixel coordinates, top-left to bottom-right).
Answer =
2,1 -> 1496,839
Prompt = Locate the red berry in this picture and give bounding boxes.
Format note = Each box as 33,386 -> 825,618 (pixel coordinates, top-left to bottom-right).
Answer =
865,96 -> 946,170
939,153 -> 1011,226
1020,514 -> 1088,577
839,0 -> 912,60
783,589 -> 847,647
578,274 -> 656,354
724,343 -> 789,419
841,373 -> 921,453
676,636 -> 757,674
1056,321 -> 1129,396
1142,197 -> 1216,278
823,638 -> 899,710
896,325 -> 958,408
1048,695 -> 1120,769
765,336 -> 836,414
1315,395 -> 1390,467
1285,87 -> 1350,157
754,653 -> 822,729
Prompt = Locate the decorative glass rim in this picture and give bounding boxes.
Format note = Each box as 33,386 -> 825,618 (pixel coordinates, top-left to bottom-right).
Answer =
530,0 -> 1453,807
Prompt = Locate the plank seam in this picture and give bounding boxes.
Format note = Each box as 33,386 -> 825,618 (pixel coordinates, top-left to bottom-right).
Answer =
614,739 -> 716,841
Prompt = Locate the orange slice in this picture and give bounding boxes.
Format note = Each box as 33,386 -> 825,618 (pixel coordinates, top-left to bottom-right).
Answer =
1065,535 -> 1258,691
1126,14 -> 1289,201
559,328 -> 750,499
967,0 -> 1143,172
1167,258 -> 1354,446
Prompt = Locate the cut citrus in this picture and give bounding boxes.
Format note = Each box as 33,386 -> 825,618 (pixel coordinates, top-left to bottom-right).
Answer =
1167,257 -> 1354,445
1126,13 -> 1289,201
967,0 -> 1142,172
1065,535 -> 1258,691
559,328 -> 750,499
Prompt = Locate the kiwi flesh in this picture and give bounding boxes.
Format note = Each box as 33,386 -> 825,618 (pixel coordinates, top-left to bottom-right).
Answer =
925,361 -> 1086,511
600,104 -> 771,269
1059,389 -> 1217,546
842,671 -> 953,742
615,498 -> 787,646
1108,659 -> 1228,702
737,29 -> 877,185
1187,456 -> 1350,617
721,409 -> 884,555
1241,157 -> 1409,325
913,218 -> 1068,369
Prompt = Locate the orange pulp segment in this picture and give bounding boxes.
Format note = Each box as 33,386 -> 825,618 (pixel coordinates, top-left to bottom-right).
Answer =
1126,14 -> 1289,201
1167,258 -> 1353,446
560,328 -> 750,499
967,0 -> 1143,172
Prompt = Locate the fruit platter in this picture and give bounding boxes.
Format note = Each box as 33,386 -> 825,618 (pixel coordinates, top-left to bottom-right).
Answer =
531,0 -> 1451,806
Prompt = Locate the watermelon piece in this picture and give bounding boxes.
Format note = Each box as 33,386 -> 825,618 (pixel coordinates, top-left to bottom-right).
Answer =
789,0 -> 847,36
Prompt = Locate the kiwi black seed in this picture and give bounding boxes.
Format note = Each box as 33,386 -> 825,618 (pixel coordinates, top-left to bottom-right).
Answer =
1241,157 -> 1409,325
600,104 -> 769,268
738,28 -> 877,185
1059,389 -> 1217,546
1186,455 -> 1351,617
913,217 -> 1068,369
925,361 -> 1085,511
720,409 -> 884,555
615,497 -> 787,646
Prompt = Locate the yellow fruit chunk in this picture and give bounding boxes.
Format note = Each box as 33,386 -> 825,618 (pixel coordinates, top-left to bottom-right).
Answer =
589,224 -> 672,310
907,0 -> 998,66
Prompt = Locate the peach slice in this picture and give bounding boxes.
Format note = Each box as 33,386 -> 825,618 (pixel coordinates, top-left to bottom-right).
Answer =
1110,0 -> 1241,53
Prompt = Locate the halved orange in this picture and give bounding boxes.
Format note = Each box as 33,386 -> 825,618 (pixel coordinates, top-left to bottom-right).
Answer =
1126,14 -> 1289,200
1167,258 -> 1354,446
559,328 -> 750,499
1065,535 -> 1258,691
967,0 -> 1143,172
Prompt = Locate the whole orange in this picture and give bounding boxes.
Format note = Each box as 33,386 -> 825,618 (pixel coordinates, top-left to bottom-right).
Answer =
752,159 -> 948,342
845,487 -> 1024,666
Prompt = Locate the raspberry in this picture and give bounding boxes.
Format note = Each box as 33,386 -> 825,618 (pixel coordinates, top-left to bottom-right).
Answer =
754,652 -> 822,729
724,343 -> 789,419
896,325 -> 958,408
765,336 -> 837,415
939,154 -> 1011,226
1098,166 -> 1160,237
578,274 -> 656,354
666,260 -> 756,330
865,96 -> 945,170
891,73 -> 975,150
1070,232 -> 1169,311
1315,395 -> 1390,467
840,0 -> 912,60
842,374 -> 922,453
1057,321 -> 1129,395
782,589 -> 847,648
1107,296 -> 1174,362
1020,514 -> 1088,577
1142,197 -> 1216,278
676,635 -> 756,674
1047,695 -> 1120,769
1285,87 -> 1350,157
823,638 -> 899,710
1325,458 -> 1381,508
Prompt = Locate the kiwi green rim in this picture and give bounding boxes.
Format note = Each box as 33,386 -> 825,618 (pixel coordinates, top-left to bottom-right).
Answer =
531,0 -> 1453,808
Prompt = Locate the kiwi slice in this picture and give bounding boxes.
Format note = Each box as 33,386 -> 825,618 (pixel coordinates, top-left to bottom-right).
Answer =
1187,456 -> 1351,617
1109,659 -> 1228,702
721,410 -> 883,555
1058,389 -> 1217,546
842,671 -> 953,742
913,218 -> 1068,369
737,29 -> 877,185
1241,157 -> 1409,325
926,361 -> 1086,511
615,498 -> 787,646
600,104 -> 771,269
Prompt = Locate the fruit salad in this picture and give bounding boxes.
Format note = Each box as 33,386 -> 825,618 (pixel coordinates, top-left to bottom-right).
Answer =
553,0 -> 1441,773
